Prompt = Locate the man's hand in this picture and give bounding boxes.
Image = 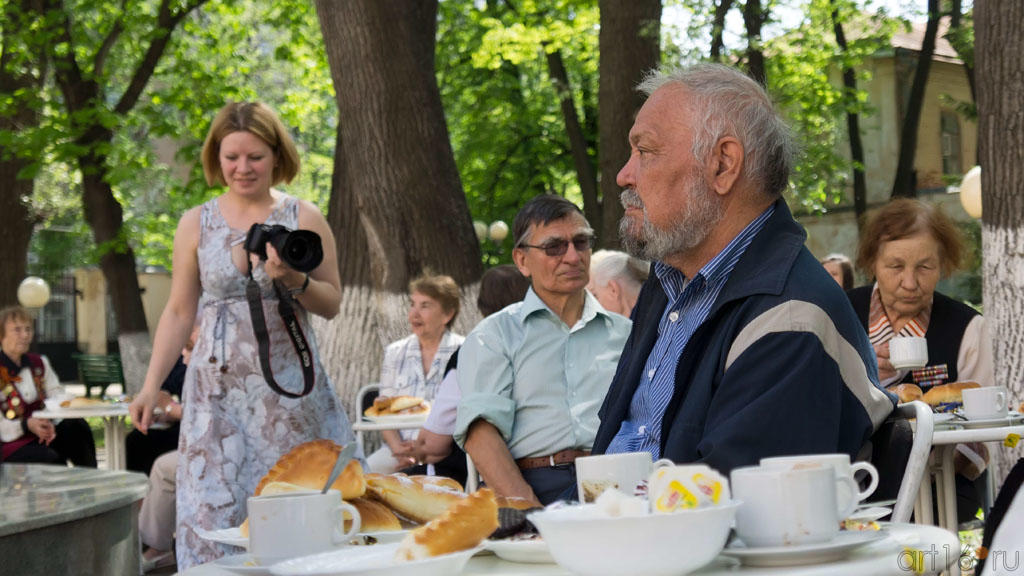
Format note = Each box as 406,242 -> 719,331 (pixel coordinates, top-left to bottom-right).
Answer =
465,419 -> 542,507
27,417 -> 56,445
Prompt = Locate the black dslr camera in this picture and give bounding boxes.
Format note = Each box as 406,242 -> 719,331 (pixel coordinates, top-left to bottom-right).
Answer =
244,223 -> 324,273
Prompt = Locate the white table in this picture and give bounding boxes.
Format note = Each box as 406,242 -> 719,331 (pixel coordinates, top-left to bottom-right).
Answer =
33,404 -> 130,470
177,522 -> 959,576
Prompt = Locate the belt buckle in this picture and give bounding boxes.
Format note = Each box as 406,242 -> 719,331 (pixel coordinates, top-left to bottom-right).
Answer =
549,454 -> 557,467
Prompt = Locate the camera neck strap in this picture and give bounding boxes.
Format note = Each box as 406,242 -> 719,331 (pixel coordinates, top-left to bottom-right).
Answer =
245,262 -> 316,398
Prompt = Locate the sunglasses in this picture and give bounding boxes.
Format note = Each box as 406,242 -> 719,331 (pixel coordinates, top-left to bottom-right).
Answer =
517,234 -> 595,257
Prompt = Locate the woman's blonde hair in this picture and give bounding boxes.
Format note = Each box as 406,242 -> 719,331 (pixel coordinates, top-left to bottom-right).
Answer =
201,102 -> 300,187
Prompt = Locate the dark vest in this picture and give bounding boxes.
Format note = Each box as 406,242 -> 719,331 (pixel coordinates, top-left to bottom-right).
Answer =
847,286 -> 978,383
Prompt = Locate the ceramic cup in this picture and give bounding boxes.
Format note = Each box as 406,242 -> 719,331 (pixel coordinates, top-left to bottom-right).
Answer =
889,337 -> 929,370
575,452 -> 674,503
962,386 -> 1009,420
730,465 -> 857,547
759,453 -> 879,515
247,490 -> 360,565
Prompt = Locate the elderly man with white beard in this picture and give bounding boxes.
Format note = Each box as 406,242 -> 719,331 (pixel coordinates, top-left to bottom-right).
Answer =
590,64 -> 895,474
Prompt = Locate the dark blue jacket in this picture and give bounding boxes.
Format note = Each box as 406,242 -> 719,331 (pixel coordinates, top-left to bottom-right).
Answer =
592,199 -> 895,474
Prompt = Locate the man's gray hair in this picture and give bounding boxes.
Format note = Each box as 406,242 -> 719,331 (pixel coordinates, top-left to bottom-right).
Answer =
637,63 -> 794,199
590,250 -> 650,291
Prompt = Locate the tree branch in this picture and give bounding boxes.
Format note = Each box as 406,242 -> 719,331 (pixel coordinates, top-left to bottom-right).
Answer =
93,0 -> 127,78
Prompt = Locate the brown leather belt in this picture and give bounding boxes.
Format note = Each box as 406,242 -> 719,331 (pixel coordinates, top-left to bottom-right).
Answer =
516,449 -> 590,470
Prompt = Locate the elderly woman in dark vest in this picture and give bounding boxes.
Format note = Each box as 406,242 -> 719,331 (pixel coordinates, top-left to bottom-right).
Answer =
849,198 -> 992,523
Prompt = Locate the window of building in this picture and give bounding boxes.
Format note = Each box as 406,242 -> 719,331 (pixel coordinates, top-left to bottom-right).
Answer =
940,111 -> 962,176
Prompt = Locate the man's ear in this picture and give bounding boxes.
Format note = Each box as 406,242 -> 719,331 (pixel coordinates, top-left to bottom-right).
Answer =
512,248 -> 531,278
708,136 -> 744,196
607,279 -> 621,300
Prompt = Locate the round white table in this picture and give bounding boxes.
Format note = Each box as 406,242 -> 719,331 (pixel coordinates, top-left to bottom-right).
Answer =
33,404 -> 130,470
177,522 -> 959,576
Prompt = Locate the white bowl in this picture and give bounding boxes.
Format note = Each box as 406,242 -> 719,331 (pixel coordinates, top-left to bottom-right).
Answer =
528,501 -> 740,576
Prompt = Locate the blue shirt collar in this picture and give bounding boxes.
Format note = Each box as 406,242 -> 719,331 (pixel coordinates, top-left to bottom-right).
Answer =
517,286 -> 611,328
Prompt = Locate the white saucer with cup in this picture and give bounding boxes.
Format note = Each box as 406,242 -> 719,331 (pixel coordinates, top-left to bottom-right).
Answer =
759,453 -> 879,516
888,336 -> 928,370
247,490 -> 360,565
574,452 -> 673,503
730,464 -> 857,548
962,386 -> 1009,420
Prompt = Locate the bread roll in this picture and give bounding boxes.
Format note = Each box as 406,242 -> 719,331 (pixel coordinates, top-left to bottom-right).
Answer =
395,488 -> 498,561
345,497 -> 403,533
496,495 -> 536,510
364,396 -> 429,418
365,473 -> 466,524
59,397 -> 106,408
922,381 -> 981,408
254,439 -> 366,500
889,383 -> 923,404
410,474 -> 463,493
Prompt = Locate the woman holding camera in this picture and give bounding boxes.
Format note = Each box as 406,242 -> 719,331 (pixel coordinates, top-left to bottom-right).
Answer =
129,102 -> 356,569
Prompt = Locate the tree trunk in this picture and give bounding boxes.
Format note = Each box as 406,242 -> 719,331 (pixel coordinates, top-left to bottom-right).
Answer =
545,47 -> 600,230
710,0 -> 735,62
314,0 -> 483,414
891,0 -> 940,199
43,0 -> 208,390
975,0 -> 1024,491
830,0 -> 867,232
0,0 -> 44,305
742,0 -> 767,86
598,0 -> 661,250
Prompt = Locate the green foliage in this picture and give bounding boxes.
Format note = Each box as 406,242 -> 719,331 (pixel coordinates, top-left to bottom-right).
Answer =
437,0 -> 599,263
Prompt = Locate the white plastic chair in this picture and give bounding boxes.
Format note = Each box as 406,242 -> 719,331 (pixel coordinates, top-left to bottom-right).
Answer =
354,383 -> 380,455
875,400 -> 934,523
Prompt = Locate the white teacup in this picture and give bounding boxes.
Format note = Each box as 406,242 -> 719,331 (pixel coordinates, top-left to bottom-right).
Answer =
731,465 -> 857,547
889,337 -> 928,370
247,490 -> 360,565
575,452 -> 673,503
962,386 -> 1009,420
759,453 -> 878,514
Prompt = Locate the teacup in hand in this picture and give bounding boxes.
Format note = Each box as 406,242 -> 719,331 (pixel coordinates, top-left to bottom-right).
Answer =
575,452 -> 673,503
962,386 -> 1009,420
731,464 -> 857,547
247,490 -> 360,565
888,337 -> 928,370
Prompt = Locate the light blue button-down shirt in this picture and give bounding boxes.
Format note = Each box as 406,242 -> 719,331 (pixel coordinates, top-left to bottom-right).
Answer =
605,205 -> 775,458
454,288 -> 632,459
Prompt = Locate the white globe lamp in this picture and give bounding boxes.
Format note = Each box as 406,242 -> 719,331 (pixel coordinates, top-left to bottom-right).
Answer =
473,220 -> 488,242
488,221 -> 509,242
17,276 -> 51,309
960,165 -> 982,219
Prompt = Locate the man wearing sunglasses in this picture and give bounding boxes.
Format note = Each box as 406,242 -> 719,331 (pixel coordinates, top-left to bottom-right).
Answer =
591,64 -> 895,475
454,195 -> 632,505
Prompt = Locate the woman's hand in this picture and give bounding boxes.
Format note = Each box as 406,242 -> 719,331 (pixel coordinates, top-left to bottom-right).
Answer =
874,342 -> 898,381
130,387 -> 161,434
260,244 -> 306,290
27,418 -> 56,445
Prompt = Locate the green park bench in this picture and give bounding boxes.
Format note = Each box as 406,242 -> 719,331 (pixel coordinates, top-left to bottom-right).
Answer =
72,353 -> 125,399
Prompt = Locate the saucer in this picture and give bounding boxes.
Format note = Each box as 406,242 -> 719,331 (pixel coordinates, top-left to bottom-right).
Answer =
720,529 -> 886,567
214,553 -> 272,575
959,411 -> 1024,429
197,527 -> 410,550
484,538 -> 555,564
269,542 -> 480,575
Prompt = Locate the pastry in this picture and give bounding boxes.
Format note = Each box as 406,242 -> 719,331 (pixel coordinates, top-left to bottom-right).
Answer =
364,396 -> 429,418
395,488 -> 498,561
346,497 -> 403,533
409,474 -> 463,492
365,473 -> 466,524
496,495 -> 536,510
59,397 -> 106,408
889,383 -> 923,404
254,439 -> 366,499
922,381 -> 981,411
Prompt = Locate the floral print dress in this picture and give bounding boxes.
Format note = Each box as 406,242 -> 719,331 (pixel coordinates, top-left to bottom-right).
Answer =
175,195 -> 355,569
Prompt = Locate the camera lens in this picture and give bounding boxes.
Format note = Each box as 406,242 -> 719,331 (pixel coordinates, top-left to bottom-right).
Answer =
275,230 -> 323,272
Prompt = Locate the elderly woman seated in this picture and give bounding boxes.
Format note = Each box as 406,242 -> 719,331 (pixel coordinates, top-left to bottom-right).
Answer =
367,273 -> 464,473
1,306 -> 96,467
848,198 -> 992,524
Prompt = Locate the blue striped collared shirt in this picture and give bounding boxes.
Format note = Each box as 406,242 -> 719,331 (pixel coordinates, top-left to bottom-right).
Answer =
605,205 -> 775,459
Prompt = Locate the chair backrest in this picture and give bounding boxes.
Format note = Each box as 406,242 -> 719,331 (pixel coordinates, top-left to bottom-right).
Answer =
356,383 -> 380,416
72,354 -> 125,398
867,400 -> 934,523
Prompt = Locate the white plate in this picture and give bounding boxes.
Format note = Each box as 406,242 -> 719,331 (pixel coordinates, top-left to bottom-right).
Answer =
196,526 -> 249,549
214,553 -> 272,575
362,413 -> 430,425
959,411 -> 1024,429
269,542 -> 479,576
720,529 -> 886,567
196,528 -> 410,550
484,538 -> 554,564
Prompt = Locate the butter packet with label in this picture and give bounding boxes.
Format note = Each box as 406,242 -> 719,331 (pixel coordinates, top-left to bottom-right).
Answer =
648,464 -> 730,513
